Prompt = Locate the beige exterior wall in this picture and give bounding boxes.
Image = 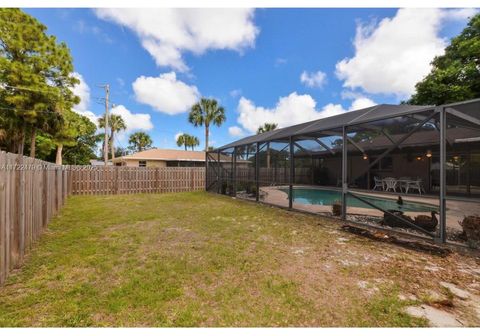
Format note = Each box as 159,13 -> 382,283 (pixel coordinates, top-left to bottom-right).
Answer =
121,159 -> 167,167
146,160 -> 167,168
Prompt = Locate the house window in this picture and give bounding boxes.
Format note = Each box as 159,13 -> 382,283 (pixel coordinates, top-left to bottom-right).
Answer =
139,160 -> 147,167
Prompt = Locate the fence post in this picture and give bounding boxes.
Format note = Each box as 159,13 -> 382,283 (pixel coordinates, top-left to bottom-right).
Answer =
42,168 -> 48,228
13,153 -> 25,266
0,153 -> 6,285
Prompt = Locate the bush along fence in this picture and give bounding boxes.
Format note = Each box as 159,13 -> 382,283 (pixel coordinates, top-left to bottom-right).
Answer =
0,150 -> 206,285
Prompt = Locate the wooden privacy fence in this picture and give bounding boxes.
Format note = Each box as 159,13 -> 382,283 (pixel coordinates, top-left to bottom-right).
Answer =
1,150 -> 206,285
68,166 -> 205,195
0,151 -> 69,285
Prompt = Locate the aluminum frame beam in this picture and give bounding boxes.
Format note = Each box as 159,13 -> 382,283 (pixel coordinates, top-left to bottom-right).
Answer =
350,110 -> 438,183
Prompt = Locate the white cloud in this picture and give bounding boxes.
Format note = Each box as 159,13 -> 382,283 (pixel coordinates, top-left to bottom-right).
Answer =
116,77 -> 125,87
228,126 -> 245,137
71,73 -> 153,135
300,70 -> 327,88
72,72 -> 90,112
349,97 -> 376,111
443,8 -> 478,21
95,9 -> 259,72
75,110 -> 99,126
71,72 -> 100,126
236,92 -> 376,133
335,8 -> 477,97
174,132 -> 183,141
230,89 -> 242,98
132,72 -> 200,115
110,105 -> 153,133
74,20 -> 113,44
275,58 -> 287,67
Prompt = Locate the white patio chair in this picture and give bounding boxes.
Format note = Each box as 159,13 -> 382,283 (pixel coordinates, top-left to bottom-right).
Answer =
406,178 -> 425,194
383,177 -> 398,192
373,176 -> 384,191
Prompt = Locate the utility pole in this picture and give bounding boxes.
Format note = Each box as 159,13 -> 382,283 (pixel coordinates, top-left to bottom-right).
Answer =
99,84 -> 110,166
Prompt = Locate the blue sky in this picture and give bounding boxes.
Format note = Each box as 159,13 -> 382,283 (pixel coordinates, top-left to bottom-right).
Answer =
24,8 -> 476,151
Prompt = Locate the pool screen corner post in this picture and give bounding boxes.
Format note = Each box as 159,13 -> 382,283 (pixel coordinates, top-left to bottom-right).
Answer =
341,126 -> 347,220
438,106 -> 447,244
255,142 -> 260,202
205,151 -> 209,191
289,136 -> 294,209
232,146 -> 237,198
217,150 -> 221,194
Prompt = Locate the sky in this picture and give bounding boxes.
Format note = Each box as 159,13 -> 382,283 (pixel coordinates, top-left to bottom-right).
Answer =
24,8 -> 478,151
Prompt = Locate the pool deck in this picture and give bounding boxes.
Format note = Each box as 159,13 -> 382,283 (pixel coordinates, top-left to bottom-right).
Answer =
257,186 -> 479,233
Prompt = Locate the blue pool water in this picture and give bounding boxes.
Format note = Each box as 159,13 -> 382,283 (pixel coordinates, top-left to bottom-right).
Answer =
279,188 -> 437,213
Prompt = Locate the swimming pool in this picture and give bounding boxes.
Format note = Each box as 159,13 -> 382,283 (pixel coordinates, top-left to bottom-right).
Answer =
279,188 -> 437,213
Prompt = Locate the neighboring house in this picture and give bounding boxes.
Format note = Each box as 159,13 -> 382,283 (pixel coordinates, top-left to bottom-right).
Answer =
113,148 -> 212,167
90,159 -> 113,166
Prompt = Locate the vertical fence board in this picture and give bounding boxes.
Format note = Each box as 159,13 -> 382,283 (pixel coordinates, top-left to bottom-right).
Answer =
0,151 -> 71,285
66,166 -> 205,195
0,152 -> 205,285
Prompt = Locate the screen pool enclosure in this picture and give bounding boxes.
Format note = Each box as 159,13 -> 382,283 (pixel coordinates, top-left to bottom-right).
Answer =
206,99 -> 480,248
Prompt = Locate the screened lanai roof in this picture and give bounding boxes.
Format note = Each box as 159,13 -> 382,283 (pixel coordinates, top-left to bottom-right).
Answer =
215,99 -> 480,151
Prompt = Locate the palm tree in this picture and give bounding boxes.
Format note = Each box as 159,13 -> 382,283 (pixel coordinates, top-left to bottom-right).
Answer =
257,123 -> 277,169
99,113 -> 126,160
176,133 -> 201,151
188,135 -> 200,150
128,131 -> 152,153
257,122 -> 278,134
176,133 -> 189,150
188,98 -> 226,152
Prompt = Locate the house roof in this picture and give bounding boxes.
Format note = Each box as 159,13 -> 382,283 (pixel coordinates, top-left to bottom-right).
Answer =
214,99 -> 480,151
113,148 -> 241,163
113,148 -> 210,162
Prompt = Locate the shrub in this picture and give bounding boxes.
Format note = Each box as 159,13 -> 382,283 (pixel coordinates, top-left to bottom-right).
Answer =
460,215 -> 480,248
332,200 -> 342,216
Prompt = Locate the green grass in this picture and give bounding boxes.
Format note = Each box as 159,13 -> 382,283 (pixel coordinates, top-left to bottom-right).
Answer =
0,191 -> 477,326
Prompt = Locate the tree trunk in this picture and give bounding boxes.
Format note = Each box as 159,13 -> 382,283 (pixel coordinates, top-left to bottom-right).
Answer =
17,124 -> 26,155
205,125 -> 209,152
29,128 -> 36,158
110,130 -> 115,161
55,143 -> 63,165
185,144 -> 187,151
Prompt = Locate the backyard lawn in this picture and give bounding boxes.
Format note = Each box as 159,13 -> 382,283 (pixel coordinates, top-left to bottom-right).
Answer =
0,192 -> 479,327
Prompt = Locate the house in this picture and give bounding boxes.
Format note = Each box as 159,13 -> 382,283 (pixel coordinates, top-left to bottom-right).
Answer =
114,148 -> 252,168
89,159 -> 113,166
112,148 -> 210,167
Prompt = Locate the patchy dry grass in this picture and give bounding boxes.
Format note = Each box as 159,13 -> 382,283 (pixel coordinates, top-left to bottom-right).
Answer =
0,192 -> 479,327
